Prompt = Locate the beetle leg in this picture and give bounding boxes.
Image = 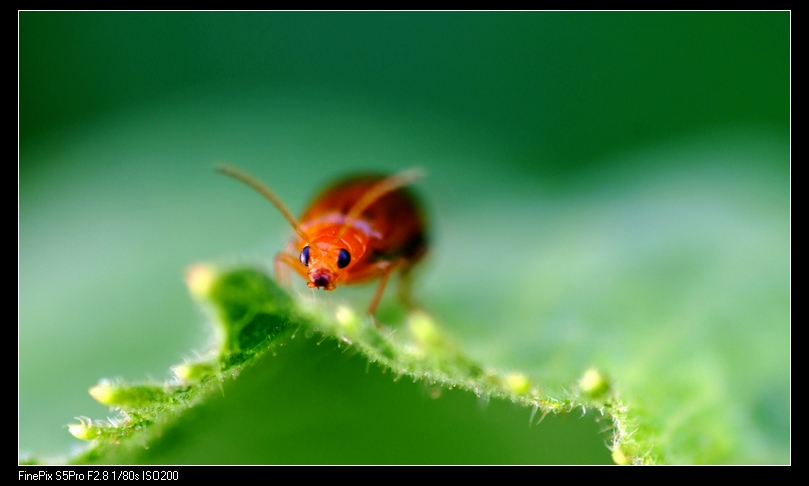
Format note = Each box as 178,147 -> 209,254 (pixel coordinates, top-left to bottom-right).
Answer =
274,251 -> 306,287
397,265 -> 419,312
366,262 -> 397,328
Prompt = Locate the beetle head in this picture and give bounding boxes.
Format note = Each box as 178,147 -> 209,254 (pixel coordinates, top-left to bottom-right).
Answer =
298,235 -> 358,291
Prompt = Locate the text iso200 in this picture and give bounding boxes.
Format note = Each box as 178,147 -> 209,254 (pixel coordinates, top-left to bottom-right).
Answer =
145,471 -> 179,480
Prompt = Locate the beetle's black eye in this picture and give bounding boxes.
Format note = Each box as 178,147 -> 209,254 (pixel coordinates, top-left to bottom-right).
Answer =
337,248 -> 351,269
300,246 -> 310,267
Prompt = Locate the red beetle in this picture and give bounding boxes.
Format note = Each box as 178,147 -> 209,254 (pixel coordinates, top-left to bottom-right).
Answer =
218,165 -> 428,322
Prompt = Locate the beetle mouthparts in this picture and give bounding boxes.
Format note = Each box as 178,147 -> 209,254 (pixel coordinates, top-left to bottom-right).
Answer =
308,272 -> 336,290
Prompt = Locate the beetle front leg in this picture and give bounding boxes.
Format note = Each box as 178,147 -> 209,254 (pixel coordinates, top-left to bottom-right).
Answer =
274,251 -> 307,287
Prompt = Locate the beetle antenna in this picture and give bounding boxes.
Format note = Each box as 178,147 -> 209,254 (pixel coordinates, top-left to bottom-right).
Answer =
216,164 -> 310,244
334,167 -> 424,244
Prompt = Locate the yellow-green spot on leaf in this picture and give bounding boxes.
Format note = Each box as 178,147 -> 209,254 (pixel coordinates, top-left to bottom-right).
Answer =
612,447 -> 631,465
173,362 -> 216,382
407,311 -> 442,348
505,373 -> 531,395
185,264 -> 218,300
88,384 -> 115,407
68,420 -> 95,441
580,368 -> 610,398
89,382 -> 168,408
335,305 -> 359,334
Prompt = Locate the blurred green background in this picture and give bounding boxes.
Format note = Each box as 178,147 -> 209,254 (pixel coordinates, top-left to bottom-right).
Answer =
19,12 -> 789,463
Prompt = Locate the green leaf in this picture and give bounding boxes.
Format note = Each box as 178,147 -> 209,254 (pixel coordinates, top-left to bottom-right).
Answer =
68,265 -> 616,464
